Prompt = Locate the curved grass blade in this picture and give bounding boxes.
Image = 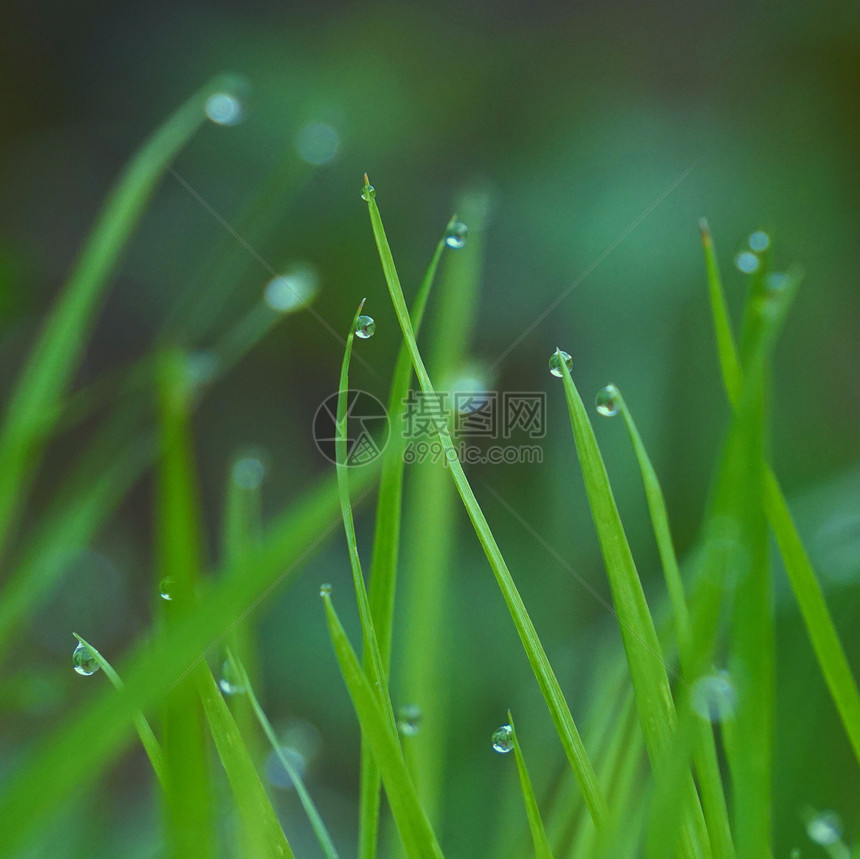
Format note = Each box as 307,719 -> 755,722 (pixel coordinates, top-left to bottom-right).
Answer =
72,633 -> 166,787
507,712 -> 553,859
556,354 -> 708,859
362,176 -> 608,829
0,77 -> 220,560
223,650 -> 339,859
196,667 -> 294,859
321,588 -> 444,859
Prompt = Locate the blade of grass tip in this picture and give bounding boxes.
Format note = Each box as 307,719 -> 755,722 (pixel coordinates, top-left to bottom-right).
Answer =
556,354 -> 709,859
225,650 -> 340,859
0,465 -> 378,857
321,587 -> 444,859
362,176 -> 607,829
0,77 -> 223,561
72,633 -> 166,787
196,666 -> 295,859
156,348 -> 216,859
507,712 -> 553,859
702,226 -> 860,771
360,217 -> 451,859
612,386 -> 735,858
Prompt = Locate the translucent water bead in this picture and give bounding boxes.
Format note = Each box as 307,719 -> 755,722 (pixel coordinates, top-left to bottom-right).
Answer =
445,221 -> 468,249
72,642 -> 99,676
548,350 -> 573,378
355,315 -> 376,339
595,384 -> 620,417
491,724 -> 514,753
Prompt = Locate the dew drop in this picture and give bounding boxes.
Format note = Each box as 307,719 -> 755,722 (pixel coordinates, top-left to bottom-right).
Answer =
595,384 -> 620,417
691,671 -> 736,722
361,184 -> 376,202
396,704 -> 423,737
205,92 -> 245,126
232,456 -> 266,490
159,577 -> 175,601
265,747 -> 307,790
445,221 -> 469,250
491,724 -> 514,754
806,810 -> 843,846
748,231 -> 770,252
765,272 -> 788,293
72,642 -> 99,676
548,350 -> 573,378
355,315 -> 376,339
263,264 -> 319,313
735,251 -> 760,274
218,659 -> 247,696
319,583 -> 332,597
295,122 -> 340,166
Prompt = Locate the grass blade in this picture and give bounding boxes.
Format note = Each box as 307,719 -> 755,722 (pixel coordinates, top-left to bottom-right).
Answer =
0,78 -> 220,559
196,667 -> 295,859
362,177 -> 608,829
321,588 -> 444,859
507,713 -> 553,859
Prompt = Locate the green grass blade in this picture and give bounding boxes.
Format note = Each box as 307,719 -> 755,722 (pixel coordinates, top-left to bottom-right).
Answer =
321,588 -> 444,859
362,177 -> 608,830
0,78 -> 219,559
556,355 -> 708,859
360,220 -> 449,859
507,713 -> 553,859
196,666 -> 295,859
225,650 -> 340,859
72,633 -> 166,787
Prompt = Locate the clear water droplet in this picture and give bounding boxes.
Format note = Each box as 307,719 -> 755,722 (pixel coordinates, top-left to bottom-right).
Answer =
265,746 -> 307,790
159,577 -> 175,601
548,350 -> 573,378
319,583 -> 332,597
218,659 -> 247,696
295,122 -> 340,166
445,221 -> 469,249
735,251 -> 760,274
691,671 -> 736,722
806,810 -> 843,846
263,264 -> 319,313
765,272 -> 788,293
595,384 -> 620,417
355,315 -> 376,339
396,704 -> 423,737
232,456 -> 266,490
361,184 -> 376,202
491,724 -> 514,754
205,92 -> 245,126
748,231 -> 770,252
72,642 -> 99,676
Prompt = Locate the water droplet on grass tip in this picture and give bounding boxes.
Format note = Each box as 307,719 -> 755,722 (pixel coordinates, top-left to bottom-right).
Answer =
491,724 -> 514,753
232,456 -> 266,490
548,351 -> 573,378
748,231 -> 770,252
159,578 -> 175,601
205,93 -> 245,126
691,671 -> 736,722
218,659 -> 247,696
72,642 -> 99,676
806,810 -> 843,846
295,122 -> 340,166
596,384 -> 620,417
361,184 -> 376,201
735,251 -> 760,274
355,315 -> 376,339
445,221 -> 468,249
319,583 -> 332,597
265,747 -> 307,790
397,704 -> 423,736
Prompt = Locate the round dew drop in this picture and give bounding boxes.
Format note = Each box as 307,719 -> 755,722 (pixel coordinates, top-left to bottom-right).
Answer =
735,251 -> 760,274
595,384 -> 620,417
748,230 -> 770,252
355,315 -> 376,339
319,583 -> 332,597
72,642 -> 99,676
806,810 -> 843,846
691,672 -> 736,723
548,350 -> 573,378
396,704 -> 423,737
205,93 -> 245,126
159,577 -> 175,601
361,184 -> 376,201
445,221 -> 469,249
218,659 -> 247,696
491,724 -> 514,754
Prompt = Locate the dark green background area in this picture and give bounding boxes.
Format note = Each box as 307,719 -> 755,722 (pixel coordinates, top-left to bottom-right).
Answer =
1,2 -> 858,856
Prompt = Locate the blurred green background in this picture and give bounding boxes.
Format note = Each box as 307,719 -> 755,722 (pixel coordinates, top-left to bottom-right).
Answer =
1,2 -> 859,856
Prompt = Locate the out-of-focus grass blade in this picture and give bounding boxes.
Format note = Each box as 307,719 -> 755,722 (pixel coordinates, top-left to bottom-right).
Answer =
320,588 -> 444,859
700,221 -> 860,772
0,446 -> 378,858
196,666 -> 294,859
507,713 -> 553,859
72,633 -> 166,787
155,349 -> 215,859
557,355 -> 708,859
225,650 -> 340,859
363,177 -> 608,829
0,78 -> 220,559
360,219 -> 450,859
